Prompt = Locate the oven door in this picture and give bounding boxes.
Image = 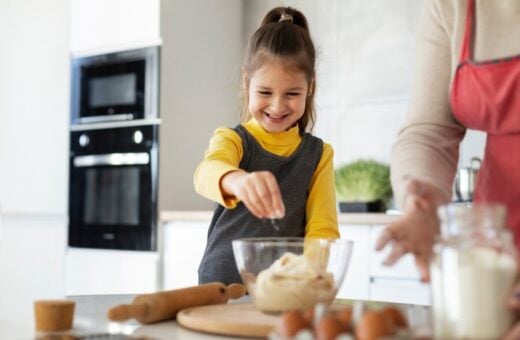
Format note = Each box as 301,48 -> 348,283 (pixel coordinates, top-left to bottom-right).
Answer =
68,126 -> 158,251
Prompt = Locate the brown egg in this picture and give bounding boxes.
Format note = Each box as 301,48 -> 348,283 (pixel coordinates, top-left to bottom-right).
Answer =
335,307 -> 352,332
303,307 -> 314,324
381,306 -> 408,328
277,310 -> 310,337
315,314 -> 345,340
355,310 -> 394,340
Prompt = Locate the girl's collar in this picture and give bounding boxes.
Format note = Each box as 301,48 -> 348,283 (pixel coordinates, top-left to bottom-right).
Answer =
244,119 -> 301,145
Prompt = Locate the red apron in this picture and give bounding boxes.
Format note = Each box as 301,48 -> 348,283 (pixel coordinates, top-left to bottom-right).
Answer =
450,0 -> 520,248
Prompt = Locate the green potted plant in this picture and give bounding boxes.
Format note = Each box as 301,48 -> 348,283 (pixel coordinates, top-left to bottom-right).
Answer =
335,159 -> 393,212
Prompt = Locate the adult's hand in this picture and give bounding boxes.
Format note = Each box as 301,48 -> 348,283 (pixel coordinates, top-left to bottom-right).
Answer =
375,179 -> 446,282
221,170 -> 285,219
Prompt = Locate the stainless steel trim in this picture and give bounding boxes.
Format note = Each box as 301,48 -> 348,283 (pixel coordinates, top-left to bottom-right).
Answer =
70,41 -> 162,59
70,118 -> 161,131
70,46 -> 160,125
74,153 -> 150,167
78,114 -> 134,124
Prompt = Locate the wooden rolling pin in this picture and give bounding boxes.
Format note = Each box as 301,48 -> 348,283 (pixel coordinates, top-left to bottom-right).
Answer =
107,282 -> 246,324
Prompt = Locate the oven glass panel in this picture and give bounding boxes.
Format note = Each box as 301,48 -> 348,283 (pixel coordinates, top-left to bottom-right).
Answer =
89,74 -> 137,108
84,167 -> 140,226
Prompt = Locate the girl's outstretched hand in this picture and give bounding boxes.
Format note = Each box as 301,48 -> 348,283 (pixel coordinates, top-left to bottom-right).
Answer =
221,170 -> 285,219
375,179 -> 446,282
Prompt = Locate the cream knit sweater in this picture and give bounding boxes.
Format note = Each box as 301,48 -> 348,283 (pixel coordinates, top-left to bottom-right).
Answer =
391,0 -> 520,207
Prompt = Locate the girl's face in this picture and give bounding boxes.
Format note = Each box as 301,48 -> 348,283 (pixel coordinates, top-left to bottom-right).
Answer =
247,62 -> 309,133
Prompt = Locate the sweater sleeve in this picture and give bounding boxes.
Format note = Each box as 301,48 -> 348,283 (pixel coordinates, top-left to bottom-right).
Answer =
391,0 -> 465,208
193,127 -> 244,208
305,142 -> 340,239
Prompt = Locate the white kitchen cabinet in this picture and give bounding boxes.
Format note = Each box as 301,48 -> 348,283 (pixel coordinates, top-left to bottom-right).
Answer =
0,0 -> 69,216
369,225 -> 431,305
370,277 -> 431,306
0,216 -> 67,312
338,224 -> 371,300
339,222 -> 430,305
65,248 -> 160,295
162,220 -> 208,289
70,0 -> 161,55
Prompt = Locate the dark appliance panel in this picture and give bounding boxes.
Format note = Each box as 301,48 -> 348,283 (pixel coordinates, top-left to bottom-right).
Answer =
80,60 -> 145,118
68,125 -> 158,251
71,46 -> 159,125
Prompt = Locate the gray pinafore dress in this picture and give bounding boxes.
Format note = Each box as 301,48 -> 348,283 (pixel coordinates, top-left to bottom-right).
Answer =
198,125 -> 324,285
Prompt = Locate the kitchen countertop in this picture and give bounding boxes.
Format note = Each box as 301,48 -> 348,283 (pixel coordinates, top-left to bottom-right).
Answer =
1,294 -> 238,340
1,294 -> 431,339
160,210 -> 401,225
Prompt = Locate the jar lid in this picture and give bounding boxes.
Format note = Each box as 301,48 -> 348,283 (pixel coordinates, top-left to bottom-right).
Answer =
437,203 -> 507,237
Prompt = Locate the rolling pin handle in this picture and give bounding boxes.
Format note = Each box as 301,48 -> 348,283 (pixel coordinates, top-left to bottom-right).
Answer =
107,303 -> 148,321
225,283 -> 247,300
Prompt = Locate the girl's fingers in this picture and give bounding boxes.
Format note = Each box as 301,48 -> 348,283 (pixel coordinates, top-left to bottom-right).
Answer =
236,171 -> 284,219
264,174 -> 284,218
241,191 -> 264,219
250,172 -> 284,219
253,179 -> 275,218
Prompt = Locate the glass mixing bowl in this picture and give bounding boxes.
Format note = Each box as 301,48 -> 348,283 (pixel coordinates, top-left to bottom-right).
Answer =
232,237 -> 353,312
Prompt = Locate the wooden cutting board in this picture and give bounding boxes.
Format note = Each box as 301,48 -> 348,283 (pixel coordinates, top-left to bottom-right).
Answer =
176,303 -> 280,338
176,302 -> 353,338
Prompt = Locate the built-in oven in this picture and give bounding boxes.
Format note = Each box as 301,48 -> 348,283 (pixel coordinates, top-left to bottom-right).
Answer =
68,124 -> 159,251
70,46 -> 159,125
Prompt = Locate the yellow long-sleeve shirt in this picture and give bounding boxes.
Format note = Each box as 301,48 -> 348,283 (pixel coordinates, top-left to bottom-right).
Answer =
194,119 -> 339,239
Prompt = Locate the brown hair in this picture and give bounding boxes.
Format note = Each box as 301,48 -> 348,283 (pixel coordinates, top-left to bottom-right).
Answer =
241,7 -> 317,133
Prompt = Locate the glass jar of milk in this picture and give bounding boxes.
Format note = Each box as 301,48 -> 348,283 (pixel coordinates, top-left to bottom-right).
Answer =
431,203 -> 517,339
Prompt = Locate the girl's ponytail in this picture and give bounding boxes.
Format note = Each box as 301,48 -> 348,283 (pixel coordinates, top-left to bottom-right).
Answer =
260,7 -> 310,33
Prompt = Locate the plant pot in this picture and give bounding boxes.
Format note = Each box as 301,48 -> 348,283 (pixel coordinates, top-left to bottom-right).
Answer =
338,199 -> 386,213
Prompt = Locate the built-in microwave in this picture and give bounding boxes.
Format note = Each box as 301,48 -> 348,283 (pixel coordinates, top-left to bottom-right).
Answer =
70,46 -> 159,125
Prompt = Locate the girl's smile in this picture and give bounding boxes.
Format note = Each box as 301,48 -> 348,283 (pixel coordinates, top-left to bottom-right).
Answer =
248,61 -> 309,133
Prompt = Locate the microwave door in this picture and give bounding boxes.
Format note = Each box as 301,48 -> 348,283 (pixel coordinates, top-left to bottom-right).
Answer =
70,46 -> 159,125
79,60 -> 146,123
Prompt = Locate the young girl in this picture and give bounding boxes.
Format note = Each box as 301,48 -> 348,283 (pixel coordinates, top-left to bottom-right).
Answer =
194,6 -> 339,285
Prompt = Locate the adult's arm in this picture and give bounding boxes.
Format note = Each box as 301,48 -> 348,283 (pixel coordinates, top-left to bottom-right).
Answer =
391,0 -> 465,208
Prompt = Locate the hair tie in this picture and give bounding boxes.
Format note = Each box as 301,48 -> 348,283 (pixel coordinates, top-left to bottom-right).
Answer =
279,13 -> 293,23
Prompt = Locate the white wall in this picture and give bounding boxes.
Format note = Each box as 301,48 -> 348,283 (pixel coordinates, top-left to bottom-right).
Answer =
159,0 -> 243,211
